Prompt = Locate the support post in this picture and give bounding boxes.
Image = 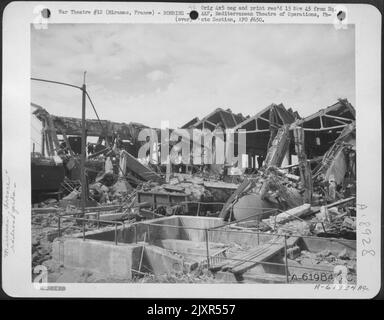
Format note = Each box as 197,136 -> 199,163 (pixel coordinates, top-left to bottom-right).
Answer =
80,72 -> 87,217
58,214 -> 61,238
138,232 -> 147,273
284,235 -> 289,283
265,124 -> 290,167
115,224 -> 118,245
147,224 -> 150,244
166,155 -> 171,183
41,121 -> 45,156
293,126 -> 313,203
205,229 -> 210,269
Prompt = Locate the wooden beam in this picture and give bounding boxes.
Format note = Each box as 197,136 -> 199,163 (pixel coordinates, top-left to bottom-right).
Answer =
219,178 -> 251,219
230,112 -> 238,126
47,117 -> 61,153
219,111 -> 230,128
258,116 -> 270,123
264,124 -> 290,167
293,127 -> 313,202
203,119 -> 217,127
323,114 -> 354,122
243,129 -> 270,134
41,120 -> 45,156
273,203 -> 311,224
232,103 -> 276,132
302,124 -> 347,132
120,150 -> 164,184
61,129 -> 76,157
333,119 -> 349,125
45,130 -> 53,156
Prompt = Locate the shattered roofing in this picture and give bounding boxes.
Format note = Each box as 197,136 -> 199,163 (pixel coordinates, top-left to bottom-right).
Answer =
297,99 -> 355,126
232,103 -> 296,132
32,103 -> 150,141
33,99 -> 355,137
181,117 -> 200,129
275,103 -> 297,124
186,108 -> 248,130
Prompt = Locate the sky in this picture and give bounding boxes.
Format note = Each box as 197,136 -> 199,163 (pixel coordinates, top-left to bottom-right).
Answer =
31,23 -> 355,129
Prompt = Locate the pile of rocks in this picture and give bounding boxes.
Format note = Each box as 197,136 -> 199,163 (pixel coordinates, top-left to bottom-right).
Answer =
32,236 -> 52,268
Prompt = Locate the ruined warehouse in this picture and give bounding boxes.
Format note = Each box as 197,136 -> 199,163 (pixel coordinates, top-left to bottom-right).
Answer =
31,98 -> 356,283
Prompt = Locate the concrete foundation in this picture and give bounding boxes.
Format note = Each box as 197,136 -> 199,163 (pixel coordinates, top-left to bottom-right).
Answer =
52,238 -> 142,280
54,215 -> 356,283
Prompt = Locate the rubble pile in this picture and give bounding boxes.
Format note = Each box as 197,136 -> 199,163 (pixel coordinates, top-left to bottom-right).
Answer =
251,167 -> 303,209
32,230 -> 53,268
89,177 -> 132,204
311,206 -> 356,239
293,249 -> 356,277
138,268 -> 216,284
31,99 -> 357,282
141,177 -> 214,203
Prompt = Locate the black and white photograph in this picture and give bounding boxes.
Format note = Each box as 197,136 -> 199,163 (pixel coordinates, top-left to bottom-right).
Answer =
1,2 -> 381,298
30,22 -> 358,284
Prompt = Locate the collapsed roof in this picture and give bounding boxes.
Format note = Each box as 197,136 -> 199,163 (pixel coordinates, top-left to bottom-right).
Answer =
32,103 -> 149,144
182,108 -> 248,130
32,99 -> 355,165
291,99 -> 355,157
232,103 -> 299,156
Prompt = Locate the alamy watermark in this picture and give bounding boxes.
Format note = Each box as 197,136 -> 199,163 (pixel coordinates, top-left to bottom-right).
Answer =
137,124 -> 247,167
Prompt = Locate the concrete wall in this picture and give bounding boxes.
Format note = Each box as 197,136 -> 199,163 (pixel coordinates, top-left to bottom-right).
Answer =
179,216 -> 224,242
142,245 -> 185,275
301,237 -> 356,256
52,238 -> 142,279
71,216 -> 222,246
138,216 -> 183,244
77,216 -> 273,248
134,216 -> 225,244
208,229 -> 275,247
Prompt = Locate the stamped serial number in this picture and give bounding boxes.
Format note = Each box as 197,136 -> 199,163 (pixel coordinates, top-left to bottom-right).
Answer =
358,204 -> 375,257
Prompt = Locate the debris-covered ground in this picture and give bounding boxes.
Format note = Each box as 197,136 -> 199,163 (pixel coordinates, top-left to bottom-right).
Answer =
31,99 -> 357,283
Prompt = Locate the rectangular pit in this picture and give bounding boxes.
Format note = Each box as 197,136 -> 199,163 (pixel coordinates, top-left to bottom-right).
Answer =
53,215 -> 357,283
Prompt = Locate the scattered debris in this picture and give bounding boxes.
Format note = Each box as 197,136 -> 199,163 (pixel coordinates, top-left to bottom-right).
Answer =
31,99 -> 357,283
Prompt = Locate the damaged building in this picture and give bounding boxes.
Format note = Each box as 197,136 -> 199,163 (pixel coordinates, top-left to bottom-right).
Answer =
31,99 -> 357,284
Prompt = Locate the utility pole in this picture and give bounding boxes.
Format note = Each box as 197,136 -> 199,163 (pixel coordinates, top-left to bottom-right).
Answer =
31,75 -> 97,216
81,71 -> 87,216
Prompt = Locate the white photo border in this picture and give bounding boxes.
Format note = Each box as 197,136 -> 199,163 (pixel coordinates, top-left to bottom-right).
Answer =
2,2 -> 381,298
